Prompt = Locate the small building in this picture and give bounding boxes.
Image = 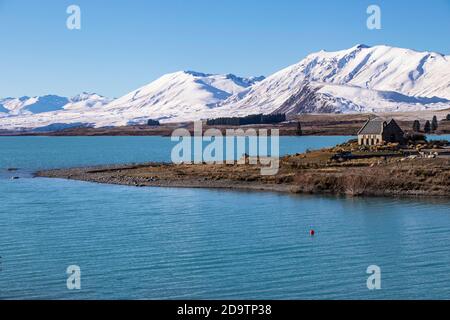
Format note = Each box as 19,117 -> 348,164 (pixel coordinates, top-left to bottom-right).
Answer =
357,118 -> 404,146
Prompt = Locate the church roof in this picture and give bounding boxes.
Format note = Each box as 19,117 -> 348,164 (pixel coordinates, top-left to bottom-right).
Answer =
358,118 -> 404,135
357,119 -> 385,135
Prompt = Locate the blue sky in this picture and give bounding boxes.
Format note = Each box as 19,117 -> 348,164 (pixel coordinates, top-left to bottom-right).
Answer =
0,0 -> 449,98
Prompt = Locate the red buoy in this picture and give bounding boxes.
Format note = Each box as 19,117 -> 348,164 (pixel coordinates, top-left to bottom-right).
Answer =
310,229 -> 315,236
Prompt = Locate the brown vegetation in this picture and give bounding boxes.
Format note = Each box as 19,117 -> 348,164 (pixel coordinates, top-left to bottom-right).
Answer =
37,140 -> 450,197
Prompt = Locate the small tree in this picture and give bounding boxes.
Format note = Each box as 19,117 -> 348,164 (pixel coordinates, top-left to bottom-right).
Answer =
412,120 -> 421,132
431,116 -> 438,131
296,122 -> 303,136
424,120 -> 431,133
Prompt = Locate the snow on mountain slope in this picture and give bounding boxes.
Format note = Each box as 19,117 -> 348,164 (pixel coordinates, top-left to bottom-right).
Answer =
92,71 -> 263,125
216,44 -> 450,116
0,93 -> 110,115
105,71 -> 261,112
0,104 -> 9,114
0,71 -> 262,129
0,95 -> 69,115
272,82 -> 450,115
1,44 -> 449,130
0,93 -> 111,129
297,44 -> 450,99
63,93 -> 112,110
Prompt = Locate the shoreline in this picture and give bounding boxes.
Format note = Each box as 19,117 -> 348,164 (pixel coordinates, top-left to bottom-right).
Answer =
36,146 -> 450,198
34,168 -> 450,199
35,170 -> 450,201
34,163 -> 294,194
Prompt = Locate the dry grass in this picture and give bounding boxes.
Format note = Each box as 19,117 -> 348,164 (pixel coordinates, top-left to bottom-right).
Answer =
38,150 -> 450,197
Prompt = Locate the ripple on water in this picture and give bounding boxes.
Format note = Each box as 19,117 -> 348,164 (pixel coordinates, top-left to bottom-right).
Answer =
1,136 -> 450,299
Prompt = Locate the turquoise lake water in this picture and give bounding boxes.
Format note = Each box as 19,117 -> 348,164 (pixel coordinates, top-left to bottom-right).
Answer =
0,136 -> 449,299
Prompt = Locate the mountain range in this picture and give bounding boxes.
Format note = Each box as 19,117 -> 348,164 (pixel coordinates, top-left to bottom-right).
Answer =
1,44 -> 449,130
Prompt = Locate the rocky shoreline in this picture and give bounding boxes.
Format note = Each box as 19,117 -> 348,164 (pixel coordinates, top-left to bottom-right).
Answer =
35,163 -> 294,193
36,144 -> 450,198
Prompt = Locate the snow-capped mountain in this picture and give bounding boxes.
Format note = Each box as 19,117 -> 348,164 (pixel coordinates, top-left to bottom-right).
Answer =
64,93 -> 112,110
0,72 -> 263,129
215,44 -> 450,116
101,71 -> 264,123
0,95 -> 69,115
0,93 -> 111,116
0,44 -> 449,130
272,82 -> 450,115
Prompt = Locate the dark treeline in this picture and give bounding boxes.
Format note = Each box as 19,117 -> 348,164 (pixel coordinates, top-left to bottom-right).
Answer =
412,115 -> 441,133
206,113 -> 286,126
147,119 -> 160,126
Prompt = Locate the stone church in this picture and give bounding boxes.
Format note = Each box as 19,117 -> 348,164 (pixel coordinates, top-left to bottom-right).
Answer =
357,118 -> 404,146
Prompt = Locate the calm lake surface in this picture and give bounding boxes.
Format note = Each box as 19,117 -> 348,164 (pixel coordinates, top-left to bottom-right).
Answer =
1,135 -> 449,299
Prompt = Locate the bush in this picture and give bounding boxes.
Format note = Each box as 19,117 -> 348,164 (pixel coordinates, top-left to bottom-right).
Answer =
147,119 -> 160,126
405,132 -> 427,143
